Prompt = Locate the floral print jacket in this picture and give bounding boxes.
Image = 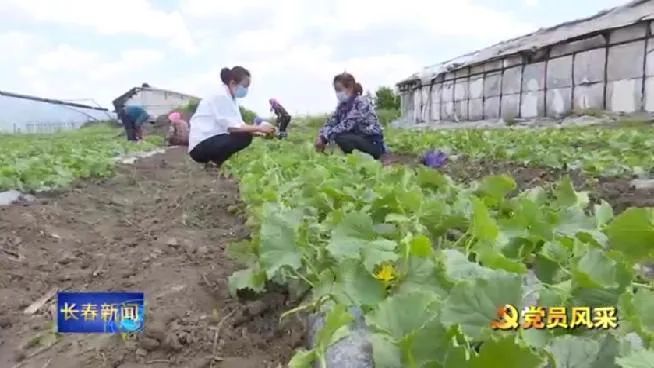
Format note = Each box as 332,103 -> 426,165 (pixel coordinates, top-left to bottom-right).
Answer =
319,95 -> 386,151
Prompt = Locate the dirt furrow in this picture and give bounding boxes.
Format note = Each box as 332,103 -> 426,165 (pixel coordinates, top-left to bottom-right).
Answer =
0,147 -> 303,368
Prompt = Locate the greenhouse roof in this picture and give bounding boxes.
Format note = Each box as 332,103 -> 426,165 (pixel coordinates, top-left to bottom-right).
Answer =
0,90 -> 109,111
397,0 -> 654,85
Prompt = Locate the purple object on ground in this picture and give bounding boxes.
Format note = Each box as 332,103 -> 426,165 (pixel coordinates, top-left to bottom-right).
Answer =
422,150 -> 448,168
254,116 -> 264,125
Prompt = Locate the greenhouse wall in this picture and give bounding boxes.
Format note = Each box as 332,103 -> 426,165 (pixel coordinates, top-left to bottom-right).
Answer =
0,91 -> 114,134
397,0 -> 654,123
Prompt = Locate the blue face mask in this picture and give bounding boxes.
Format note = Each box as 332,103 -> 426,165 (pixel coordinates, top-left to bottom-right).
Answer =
234,85 -> 248,98
336,91 -> 348,102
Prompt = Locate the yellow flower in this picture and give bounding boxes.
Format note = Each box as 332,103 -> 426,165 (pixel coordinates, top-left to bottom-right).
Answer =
374,263 -> 397,284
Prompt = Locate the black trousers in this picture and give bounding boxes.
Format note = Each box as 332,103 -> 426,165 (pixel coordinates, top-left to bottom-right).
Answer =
189,132 -> 253,166
120,115 -> 137,141
278,115 -> 291,132
333,133 -> 384,160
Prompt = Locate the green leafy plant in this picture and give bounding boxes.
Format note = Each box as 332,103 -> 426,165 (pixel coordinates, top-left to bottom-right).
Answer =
223,127 -> 654,367
386,126 -> 654,177
375,86 -> 401,111
377,108 -> 401,127
0,126 -> 160,192
240,106 -> 258,124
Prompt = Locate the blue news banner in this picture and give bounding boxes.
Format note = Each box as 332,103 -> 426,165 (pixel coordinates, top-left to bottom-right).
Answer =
57,292 -> 145,334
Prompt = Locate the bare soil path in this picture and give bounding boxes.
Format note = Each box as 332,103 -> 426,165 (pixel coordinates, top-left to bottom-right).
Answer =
0,147 -> 304,368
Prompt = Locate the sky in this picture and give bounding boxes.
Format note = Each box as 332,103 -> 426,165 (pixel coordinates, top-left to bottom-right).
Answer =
0,0 -> 631,116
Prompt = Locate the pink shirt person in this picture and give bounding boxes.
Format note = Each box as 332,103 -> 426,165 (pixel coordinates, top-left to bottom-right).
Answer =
166,111 -> 190,146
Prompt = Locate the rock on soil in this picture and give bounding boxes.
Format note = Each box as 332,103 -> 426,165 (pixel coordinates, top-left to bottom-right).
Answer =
0,147 -> 303,368
0,190 -> 36,206
307,307 -> 373,368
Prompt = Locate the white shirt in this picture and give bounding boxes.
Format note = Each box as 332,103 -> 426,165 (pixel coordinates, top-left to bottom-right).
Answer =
188,84 -> 244,152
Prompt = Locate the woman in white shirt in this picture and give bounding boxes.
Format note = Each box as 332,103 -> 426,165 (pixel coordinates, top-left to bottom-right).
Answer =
188,66 -> 275,168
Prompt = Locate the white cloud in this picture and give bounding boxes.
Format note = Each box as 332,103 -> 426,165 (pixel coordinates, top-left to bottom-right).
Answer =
33,45 -> 99,72
170,0 -> 534,114
91,50 -> 165,81
168,43 -> 422,116
325,0 -> 532,39
0,31 -> 43,62
180,0 -> 272,18
182,0 -> 532,41
523,0 -> 539,7
5,42 -> 164,107
0,0 -> 544,115
0,0 -> 197,53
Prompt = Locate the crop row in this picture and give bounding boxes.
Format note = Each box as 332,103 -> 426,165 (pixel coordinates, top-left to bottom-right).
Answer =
225,130 -> 654,367
387,126 -> 654,177
0,125 -> 159,192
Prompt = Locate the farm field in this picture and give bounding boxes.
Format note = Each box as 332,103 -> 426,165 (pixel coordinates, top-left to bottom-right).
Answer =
388,126 -> 654,177
1,123 -> 654,368
384,126 -> 654,213
0,125 -> 161,192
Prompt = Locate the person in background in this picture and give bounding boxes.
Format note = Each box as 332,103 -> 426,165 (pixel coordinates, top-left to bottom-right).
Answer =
314,73 -> 387,160
268,98 -> 292,139
166,111 -> 190,146
188,66 -> 275,169
117,104 -> 152,142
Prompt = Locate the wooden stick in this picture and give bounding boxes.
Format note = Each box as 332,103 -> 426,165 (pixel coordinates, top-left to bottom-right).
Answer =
23,288 -> 58,315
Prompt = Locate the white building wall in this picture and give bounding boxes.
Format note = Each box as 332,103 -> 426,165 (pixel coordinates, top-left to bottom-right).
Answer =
420,87 -> 430,122
124,89 -> 197,118
412,89 -> 422,122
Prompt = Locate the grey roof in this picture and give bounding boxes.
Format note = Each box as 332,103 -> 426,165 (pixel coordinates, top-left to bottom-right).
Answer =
112,85 -> 199,110
398,0 -> 654,85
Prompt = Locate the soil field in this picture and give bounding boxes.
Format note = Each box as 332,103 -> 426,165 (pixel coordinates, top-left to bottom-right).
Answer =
0,147 -> 304,368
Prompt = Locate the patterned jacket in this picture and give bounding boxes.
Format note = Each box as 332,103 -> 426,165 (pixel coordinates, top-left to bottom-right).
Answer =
319,95 -> 386,151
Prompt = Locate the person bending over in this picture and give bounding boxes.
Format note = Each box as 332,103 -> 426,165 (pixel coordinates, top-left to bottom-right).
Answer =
118,104 -> 152,142
268,98 -> 292,139
314,73 -> 387,160
166,111 -> 189,146
188,66 -> 275,169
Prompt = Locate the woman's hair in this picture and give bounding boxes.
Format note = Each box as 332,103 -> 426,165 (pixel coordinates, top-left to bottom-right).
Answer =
333,72 -> 356,89
353,82 -> 363,96
220,66 -> 250,85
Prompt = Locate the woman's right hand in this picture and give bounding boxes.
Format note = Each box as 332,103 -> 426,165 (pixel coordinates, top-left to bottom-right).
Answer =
257,124 -> 275,135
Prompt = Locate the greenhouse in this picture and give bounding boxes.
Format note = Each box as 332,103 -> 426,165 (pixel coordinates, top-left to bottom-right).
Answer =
397,0 -> 654,123
0,90 -> 114,134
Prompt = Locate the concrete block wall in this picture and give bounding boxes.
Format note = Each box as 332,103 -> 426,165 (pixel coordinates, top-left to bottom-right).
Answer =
399,20 -> 654,123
